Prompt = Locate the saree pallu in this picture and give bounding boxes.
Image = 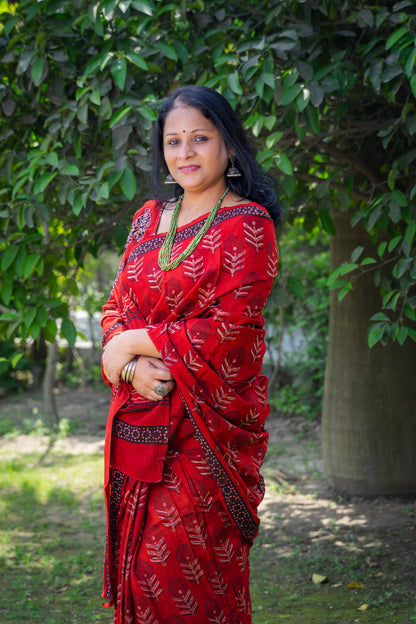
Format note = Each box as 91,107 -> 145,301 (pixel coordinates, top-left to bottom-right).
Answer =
101,200 -> 278,623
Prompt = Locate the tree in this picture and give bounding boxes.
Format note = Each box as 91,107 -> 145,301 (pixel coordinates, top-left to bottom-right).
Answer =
1,0 -> 415,494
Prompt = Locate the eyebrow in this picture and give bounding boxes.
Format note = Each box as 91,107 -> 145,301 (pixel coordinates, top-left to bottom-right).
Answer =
164,127 -> 214,137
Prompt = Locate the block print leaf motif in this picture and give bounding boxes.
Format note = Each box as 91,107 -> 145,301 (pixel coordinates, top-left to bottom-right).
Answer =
236,544 -> 249,573
241,407 -> 260,427
212,527 -> 235,564
213,386 -> 234,411
134,560 -> 163,600
187,449 -> 212,476
145,532 -> 171,567
267,241 -> 279,277
198,281 -> 216,306
188,320 -> 213,348
202,229 -> 222,254
216,322 -> 240,343
183,350 -> 203,373
255,382 -> 269,406
250,335 -> 264,364
223,246 -> 245,276
162,465 -> 182,493
183,517 -> 208,549
165,277 -> 183,309
127,256 -> 144,282
204,596 -> 229,623
234,576 -> 250,614
136,595 -> 160,624
176,544 -> 204,583
232,284 -> 252,299
190,479 -> 214,513
145,261 -> 163,291
183,254 -> 204,281
243,220 -> 264,252
205,562 -> 229,595
168,578 -> 199,616
153,492 -> 181,531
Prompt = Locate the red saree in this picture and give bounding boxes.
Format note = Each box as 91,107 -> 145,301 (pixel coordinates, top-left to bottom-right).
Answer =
101,199 -> 278,623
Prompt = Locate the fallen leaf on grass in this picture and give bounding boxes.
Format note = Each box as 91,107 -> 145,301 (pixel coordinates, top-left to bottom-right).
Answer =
358,604 -> 370,611
312,573 -> 329,584
347,581 -> 364,589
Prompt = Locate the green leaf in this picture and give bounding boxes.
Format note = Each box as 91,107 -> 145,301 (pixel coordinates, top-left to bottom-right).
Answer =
360,257 -> 377,266
131,0 -> 154,15
304,105 -> 320,134
22,254 -> 40,279
11,352 -> 24,368
391,189 -> 407,207
1,245 -> 20,271
154,41 -> 178,61
397,326 -> 408,346
319,209 -> 335,235
388,235 -> 402,253
111,57 -> 127,90
89,90 -> 101,105
23,307 -> 37,329
45,319 -> 57,343
378,241 -> 387,257
410,74 -> 416,98
138,105 -> 157,121
287,276 -> 305,299
61,164 -> 80,176
404,222 -> 416,248
33,172 -> 58,194
338,282 -> 353,301
351,246 -> 364,263
109,105 -> 133,128
281,83 -> 302,106
370,312 -> 390,322
61,318 -> 77,345
274,153 -> 293,175
339,262 -> 358,276
368,324 -> 385,348
228,72 -> 243,95
404,47 -> 416,78
120,168 -> 137,201
126,52 -> 149,71
71,192 -> 83,216
1,280 -> 12,306
385,27 -> 408,50
31,56 -> 45,86
403,302 -> 416,321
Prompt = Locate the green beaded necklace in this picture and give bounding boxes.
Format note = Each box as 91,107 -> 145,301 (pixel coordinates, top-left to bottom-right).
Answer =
158,187 -> 229,271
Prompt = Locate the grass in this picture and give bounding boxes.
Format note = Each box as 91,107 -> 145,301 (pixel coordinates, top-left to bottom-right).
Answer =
0,451 -> 110,624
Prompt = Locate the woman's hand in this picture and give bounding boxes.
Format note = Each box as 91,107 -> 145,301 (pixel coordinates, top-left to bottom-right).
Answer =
132,356 -> 176,401
102,332 -> 137,384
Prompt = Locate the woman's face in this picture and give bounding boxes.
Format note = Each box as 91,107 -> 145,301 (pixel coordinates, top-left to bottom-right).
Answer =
163,102 -> 231,196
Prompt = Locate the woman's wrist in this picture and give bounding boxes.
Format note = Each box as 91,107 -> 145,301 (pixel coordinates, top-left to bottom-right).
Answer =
120,356 -> 139,384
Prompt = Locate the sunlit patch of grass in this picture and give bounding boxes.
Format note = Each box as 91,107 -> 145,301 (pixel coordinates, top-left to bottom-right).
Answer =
0,449 -> 109,624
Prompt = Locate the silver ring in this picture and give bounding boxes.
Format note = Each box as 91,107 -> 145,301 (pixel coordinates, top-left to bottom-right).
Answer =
153,383 -> 168,397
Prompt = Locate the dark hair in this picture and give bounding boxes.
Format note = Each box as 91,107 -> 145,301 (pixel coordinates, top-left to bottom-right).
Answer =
152,85 -> 283,225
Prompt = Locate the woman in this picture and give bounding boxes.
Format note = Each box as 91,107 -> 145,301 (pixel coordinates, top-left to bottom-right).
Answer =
101,85 -> 282,623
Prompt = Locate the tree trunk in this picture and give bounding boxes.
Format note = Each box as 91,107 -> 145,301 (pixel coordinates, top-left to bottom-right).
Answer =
322,208 -> 416,496
43,341 -> 59,427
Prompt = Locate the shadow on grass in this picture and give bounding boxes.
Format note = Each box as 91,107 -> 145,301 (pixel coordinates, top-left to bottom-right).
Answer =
250,483 -> 416,624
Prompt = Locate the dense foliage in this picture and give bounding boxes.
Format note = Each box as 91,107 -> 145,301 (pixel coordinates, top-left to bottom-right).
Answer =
1,0 -> 415,357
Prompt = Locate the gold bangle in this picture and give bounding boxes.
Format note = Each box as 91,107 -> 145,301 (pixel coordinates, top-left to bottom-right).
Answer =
121,357 -> 138,384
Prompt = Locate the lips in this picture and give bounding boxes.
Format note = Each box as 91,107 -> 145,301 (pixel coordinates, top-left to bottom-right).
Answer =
178,165 -> 200,173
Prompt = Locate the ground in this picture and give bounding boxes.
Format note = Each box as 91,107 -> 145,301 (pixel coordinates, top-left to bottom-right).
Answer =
0,386 -> 415,623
